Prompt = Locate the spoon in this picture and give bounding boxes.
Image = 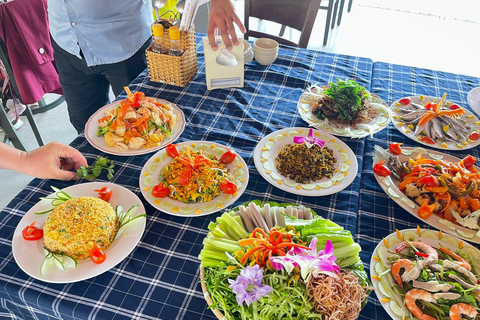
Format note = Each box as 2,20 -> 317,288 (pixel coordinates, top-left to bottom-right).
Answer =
152,0 -> 168,20
176,0 -> 186,16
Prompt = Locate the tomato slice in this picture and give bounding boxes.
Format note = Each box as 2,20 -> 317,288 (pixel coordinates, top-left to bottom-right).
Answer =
94,187 -> 112,202
219,178 -> 238,194
88,243 -> 106,264
388,143 -> 402,155
373,160 -> 390,177
22,221 -> 43,241
418,175 -> 439,187
469,131 -> 480,141
219,149 -> 236,164
166,144 -> 179,158
450,104 -> 460,110
152,184 -> 170,198
463,155 -> 476,168
421,136 -> 436,144
399,98 -> 411,105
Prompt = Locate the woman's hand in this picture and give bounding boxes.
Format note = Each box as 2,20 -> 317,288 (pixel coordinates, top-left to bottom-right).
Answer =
1,141 -> 87,180
208,0 -> 246,51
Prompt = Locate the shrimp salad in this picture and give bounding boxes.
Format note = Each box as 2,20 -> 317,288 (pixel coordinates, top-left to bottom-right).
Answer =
372,228 -> 480,320
97,88 -> 178,151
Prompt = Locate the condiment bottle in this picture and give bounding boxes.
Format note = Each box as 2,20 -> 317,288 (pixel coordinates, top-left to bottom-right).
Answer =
168,26 -> 183,56
151,24 -> 167,54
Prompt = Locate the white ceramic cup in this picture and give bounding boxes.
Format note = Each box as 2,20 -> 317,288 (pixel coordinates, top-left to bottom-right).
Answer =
253,38 -> 278,66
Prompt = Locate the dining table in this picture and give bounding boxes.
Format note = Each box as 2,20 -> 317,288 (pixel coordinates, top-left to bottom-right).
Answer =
1,33 -> 480,320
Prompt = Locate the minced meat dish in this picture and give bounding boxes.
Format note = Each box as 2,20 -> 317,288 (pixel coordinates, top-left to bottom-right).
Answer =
275,143 -> 337,184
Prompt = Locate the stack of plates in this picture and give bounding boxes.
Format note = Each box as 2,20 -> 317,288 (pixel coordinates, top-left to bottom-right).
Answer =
244,40 -> 253,64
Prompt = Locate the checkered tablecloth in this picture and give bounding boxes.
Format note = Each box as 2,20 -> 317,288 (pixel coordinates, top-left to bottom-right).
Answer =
1,35 -> 479,319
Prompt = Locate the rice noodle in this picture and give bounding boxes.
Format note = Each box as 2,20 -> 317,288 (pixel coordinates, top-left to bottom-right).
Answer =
306,270 -> 368,320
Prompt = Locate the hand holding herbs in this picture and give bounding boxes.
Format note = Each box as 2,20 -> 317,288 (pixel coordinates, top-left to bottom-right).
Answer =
76,157 -> 114,181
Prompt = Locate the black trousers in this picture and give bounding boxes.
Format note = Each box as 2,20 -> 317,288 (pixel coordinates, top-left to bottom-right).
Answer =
52,39 -> 151,134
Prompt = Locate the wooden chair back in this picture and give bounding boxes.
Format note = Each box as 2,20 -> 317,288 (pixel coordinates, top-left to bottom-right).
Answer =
244,0 -> 322,48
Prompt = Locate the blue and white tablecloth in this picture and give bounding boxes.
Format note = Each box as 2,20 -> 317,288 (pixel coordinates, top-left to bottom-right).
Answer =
1,36 -> 479,320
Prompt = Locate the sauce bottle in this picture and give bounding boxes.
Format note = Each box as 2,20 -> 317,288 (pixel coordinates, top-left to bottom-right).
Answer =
151,24 -> 167,54
168,26 -> 183,56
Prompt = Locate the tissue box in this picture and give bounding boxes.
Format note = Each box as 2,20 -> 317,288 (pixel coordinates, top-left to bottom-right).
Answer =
203,37 -> 244,90
146,24 -> 198,87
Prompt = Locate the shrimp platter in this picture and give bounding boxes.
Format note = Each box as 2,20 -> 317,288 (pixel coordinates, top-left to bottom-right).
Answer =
96,88 -> 179,151
371,228 -> 480,320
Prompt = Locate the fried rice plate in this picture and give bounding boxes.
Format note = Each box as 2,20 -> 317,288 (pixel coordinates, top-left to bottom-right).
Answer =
43,196 -> 118,260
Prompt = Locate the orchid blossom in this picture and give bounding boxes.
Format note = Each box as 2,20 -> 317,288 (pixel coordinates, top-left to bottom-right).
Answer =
270,238 -> 339,281
293,129 -> 325,148
228,265 -> 273,306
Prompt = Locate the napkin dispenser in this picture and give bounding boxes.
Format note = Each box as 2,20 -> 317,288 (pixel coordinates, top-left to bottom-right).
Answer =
203,37 -> 244,90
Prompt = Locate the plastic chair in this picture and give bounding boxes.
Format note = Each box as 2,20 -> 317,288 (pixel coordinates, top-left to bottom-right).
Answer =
244,0 -> 322,48
0,38 -> 44,151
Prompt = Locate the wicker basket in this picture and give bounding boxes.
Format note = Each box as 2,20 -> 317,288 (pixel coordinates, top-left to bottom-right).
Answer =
146,24 -> 198,87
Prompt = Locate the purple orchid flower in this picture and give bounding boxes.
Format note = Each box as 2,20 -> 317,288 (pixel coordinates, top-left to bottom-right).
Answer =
293,129 -> 325,148
227,265 -> 273,306
270,238 -> 339,281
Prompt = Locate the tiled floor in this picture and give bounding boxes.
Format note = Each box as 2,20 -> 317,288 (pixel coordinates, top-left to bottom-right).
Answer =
1,0 -> 479,210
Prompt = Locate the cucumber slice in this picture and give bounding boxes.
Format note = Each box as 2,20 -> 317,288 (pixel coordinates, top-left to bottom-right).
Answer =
462,246 -> 480,260
143,175 -> 153,188
389,300 -> 405,318
388,236 -> 403,248
438,219 -> 456,230
378,281 -> 392,299
421,230 -> 439,240
40,252 -> 54,276
402,231 -> 419,241
441,235 -> 459,247
146,162 -> 159,174
62,255 -> 77,268
376,246 -> 389,266
456,229 -> 476,239
374,261 -> 385,275
53,254 -> 65,271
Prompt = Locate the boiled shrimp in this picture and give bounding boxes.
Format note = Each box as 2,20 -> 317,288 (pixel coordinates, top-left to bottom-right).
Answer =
439,247 -> 472,271
404,289 -> 437,320
449,302 -> 477,320
391,259 -> 413,287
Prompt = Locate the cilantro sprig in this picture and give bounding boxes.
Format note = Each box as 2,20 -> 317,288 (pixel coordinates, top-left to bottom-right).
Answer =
76,157 -> 115,181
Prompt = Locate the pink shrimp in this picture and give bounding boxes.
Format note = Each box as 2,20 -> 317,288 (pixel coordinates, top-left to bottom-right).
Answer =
439,247 -> 472,271
391,259 -> 413,288
404,289 -> 437,320
449,303 -> 477,320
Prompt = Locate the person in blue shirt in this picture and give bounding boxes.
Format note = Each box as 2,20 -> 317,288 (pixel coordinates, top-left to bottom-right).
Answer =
48,0 -> 245,133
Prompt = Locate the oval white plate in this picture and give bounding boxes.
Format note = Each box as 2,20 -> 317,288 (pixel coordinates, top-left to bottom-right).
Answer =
467,86 -> 480,117
370,228 -> 480,320
85,98 -> 186,156
12,182 -> 146,283
253,127 -> 358,196
374,146 -> 480,243
297,85 -> 391,138
390,95 -> 480,151
139,141 -> 249,217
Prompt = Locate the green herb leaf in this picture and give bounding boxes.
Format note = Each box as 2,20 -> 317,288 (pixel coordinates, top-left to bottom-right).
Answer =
76,157 -> 115,181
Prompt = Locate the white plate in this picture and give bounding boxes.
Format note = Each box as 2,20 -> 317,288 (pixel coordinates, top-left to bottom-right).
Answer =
12,182 -> 146,283
253,127 -> 358,196
374,146 -> 480,244
467,86 -> 480,117
85,98 -> 186,156
297,85 -> 391,138
370,228 -> 480,320
139,141 -> 249,217
390,95 -> 480,151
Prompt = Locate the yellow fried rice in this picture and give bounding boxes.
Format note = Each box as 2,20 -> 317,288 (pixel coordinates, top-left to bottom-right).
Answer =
43,196 -> 118,260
